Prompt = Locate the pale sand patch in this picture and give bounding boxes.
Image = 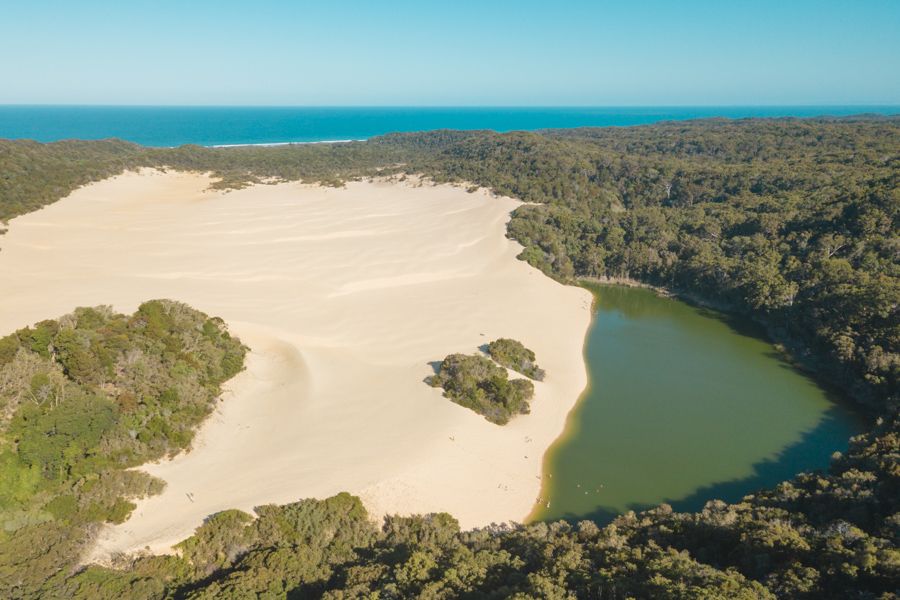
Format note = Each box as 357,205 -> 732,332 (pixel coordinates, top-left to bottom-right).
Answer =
0,169 -> 592,560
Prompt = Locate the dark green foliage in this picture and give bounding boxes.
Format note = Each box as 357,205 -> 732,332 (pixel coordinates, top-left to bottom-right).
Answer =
12,394 -> 116,480
24,321 -> 57,358
0,336 -> 19,367
176,509 -> 256,576
428,339 -> 544,423
428,353 -> 534,424
46,493 -> 775,599
0,139 -> 146,223
486,337 -> 546,380
0,302 -> 246,599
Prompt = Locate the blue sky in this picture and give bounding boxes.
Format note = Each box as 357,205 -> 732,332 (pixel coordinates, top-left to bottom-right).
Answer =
1,0 -> 898,105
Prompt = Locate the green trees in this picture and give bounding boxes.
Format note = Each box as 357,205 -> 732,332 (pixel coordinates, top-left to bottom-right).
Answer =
427,353 -> 534,425
486,338 -> 545,380
427,339 -> 546,423
51,492 -> 782,598
12,394 -> 116,480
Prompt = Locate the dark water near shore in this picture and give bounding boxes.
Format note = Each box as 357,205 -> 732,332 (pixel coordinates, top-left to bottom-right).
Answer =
532,285 -> 863,524
0,105 -> 897,147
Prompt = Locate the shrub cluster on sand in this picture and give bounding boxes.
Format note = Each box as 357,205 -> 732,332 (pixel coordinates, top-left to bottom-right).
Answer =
427,339 -> 542,424
486,337 -> 545,381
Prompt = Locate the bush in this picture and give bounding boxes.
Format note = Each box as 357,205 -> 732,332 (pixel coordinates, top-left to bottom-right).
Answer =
486,338 -> 546,380
427,353 -> 534,424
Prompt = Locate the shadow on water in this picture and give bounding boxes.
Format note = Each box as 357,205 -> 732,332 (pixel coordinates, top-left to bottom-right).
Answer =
556,406 -> 855,525
661,290 -> 867,429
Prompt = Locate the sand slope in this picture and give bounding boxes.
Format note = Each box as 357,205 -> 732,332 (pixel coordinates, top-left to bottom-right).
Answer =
0,170 -> 592,559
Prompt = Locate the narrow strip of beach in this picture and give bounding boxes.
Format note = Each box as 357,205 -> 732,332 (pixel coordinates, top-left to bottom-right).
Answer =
0,170 -> 592,560
206,139 -> 363,148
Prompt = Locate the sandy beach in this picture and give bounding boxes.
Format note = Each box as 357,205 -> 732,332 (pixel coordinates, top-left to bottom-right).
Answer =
0,170 -> 592,560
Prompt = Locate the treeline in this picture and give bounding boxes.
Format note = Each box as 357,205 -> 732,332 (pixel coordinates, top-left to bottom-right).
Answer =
0,137 -> 411,223
1,117 -> 898,597
0,301 -> 246,598
0,139 -> 145,223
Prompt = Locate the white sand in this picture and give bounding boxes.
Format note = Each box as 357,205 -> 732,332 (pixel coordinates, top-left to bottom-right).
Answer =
0,170 -> 592,560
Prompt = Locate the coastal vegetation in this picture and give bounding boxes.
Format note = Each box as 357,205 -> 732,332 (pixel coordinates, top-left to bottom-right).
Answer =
61,493 -> 777,599
486,338 -> 545,381
0,116 -> 897,597
427,352 -> 534,425
0,301 -> 246,599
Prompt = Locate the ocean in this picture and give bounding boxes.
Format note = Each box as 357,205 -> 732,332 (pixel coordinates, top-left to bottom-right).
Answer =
0,105 -> 896,147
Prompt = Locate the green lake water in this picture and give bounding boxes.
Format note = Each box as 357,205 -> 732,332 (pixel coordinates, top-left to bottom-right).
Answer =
532,284 -> 864,523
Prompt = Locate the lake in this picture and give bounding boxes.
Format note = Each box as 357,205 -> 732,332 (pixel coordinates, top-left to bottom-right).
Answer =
532,284 -> 863,523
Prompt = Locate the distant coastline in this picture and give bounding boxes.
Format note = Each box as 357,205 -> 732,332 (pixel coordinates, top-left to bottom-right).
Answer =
208,139 -> 364,148
1,105 -> 897,147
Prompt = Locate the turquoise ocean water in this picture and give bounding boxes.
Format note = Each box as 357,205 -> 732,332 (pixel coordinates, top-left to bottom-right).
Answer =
0,106 -> 897,147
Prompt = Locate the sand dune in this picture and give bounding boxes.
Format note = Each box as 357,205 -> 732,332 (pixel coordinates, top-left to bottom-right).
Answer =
0,170 -> 592,559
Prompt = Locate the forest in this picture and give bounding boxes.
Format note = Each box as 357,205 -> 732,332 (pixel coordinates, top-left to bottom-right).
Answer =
0,117 -> 897,598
